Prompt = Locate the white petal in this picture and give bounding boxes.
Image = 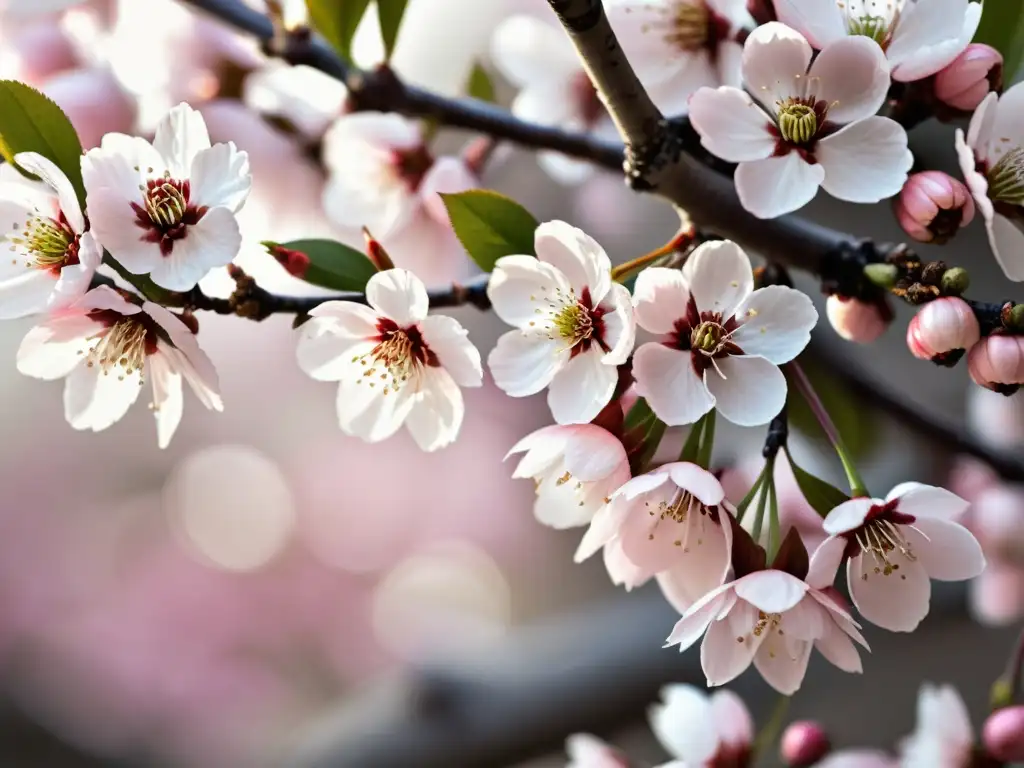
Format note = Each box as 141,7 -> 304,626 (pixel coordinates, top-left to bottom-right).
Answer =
986,213 -> 1024,283
366,268 -> 429,325
735,154 -> 825,218
814,614 -> 864,674
419,157 -> 477,225
547,350 -> 617,425
808,37 -> 890,125
63,359 -> 142,432
534,220 -> 612,303
190,142 -> 251,212
682,240 -> 754,319
822,497 -> 875,535
753,635 -> 813,694
335,374 -> 416,444
323,166 -> 417,238
488,254 -> 572,328
888,483 -> 969,521
966,92 -> 999,157
817,117 -> 912,203
807,535 -> 846,589
149,207 -> 242,291
648,685 -> 718,763
153,103 -> 212,177
297,311 -> 378,382
149,350 -> 184,449
849,552 -> 931,632
711,688 -> 754,747
599,284 -> 636,365
490,15 -> 580,88
404,367 -> 464,452
705,355 -> 787,427
906,519 -> 985,582
488,330 -> 568,397
419,314 -> 482,388
606,0 -> 690,88
632,342 -> 715,426
742,22 -> 814,112
988,80 -> 1024,156
563,425 -> 629,482
17,314 -> 104,380
667,463 -> 726,504
772,0 -> 847,48
665,589 -> 729,650
84,186 -> 162,276
13,152 -> 83,231
702,605 -> 760,685
83,135 -> 165,197
688,87 -> 776,163
633,267 -> 690,335
888,0 -> 980,82
648,52 -> 720,117
733,570 -> 808,613
0,270 -> 57,320
732,285 -> 818,363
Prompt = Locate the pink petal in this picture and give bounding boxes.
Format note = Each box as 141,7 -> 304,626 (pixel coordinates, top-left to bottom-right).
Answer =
733,570 -> 808,613
906,519 -> 985,581
822,497 -> 875,535
710,688 -> 754,747
969,565 -> 1024,626
848,552 -> 931,632
705,355 -> 787,427
741,22 -> 814,112
888,482 -> 969,521
575,497 -> 632,562
508,425 -> 570,477
735,153 -> 825,218
702,610 -> 760,686
603,537 -> 648,589
772,0 -> 846,48
807,36 -> 890,125
547,349 -> 617,425
814,613 -> 864,674
665,589 -> 729,650
534,220 -> 612,304
563,424 -> 629,482
632,342 -> 715,426
732,285 -> 817,364
753,635 -> 813,694
688,87 -> 776,163
682,240 -> 755,319
807,535 -> 846,589
817,117 -> 912,203
655,513 -> 732,613
632,267 -> 690,335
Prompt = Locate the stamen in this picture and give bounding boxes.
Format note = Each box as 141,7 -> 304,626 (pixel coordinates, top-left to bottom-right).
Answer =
778,102 -> 818,144
85,318 -> 150,382
987,146 -> 1024,206
9,211 -> 78,271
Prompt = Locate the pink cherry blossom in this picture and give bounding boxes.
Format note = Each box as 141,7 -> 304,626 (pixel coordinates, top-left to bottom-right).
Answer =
825,296 -> 890,344
565,733 -> 630,768
507,423 -> 630,531
901,683 -> 974,768
813,483 -> 985,632
0,153 -> 101,318
649,684 -> 754,767
689,23 -> 911,218
666,569 -> 868,694
935,44 -> 1004,113
81,102 -> 251,291
631,240 -> 817,427
894,171 -> 975,244
968,386 -> 1024,450
906,297 -> 980,364
955,84 -> 1024,282
968,335 -> 1024,394
966,483 -> 1024,626
43,68 -> 138,150
16,285 -> 222,448
773,0 -> 981,83
243,63 -> 348,139
296,269 -> 483,452
487,221 -> 635,425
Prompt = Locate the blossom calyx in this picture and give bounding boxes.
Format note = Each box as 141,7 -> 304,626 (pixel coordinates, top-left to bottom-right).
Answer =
906,297 -> 981,366
893,172 -> 975,244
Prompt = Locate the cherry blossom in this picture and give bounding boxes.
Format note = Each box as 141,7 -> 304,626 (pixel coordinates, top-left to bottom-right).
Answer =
486,221 -> 635,425
577,462 -> 732,610
507,423 -> 630,531
296,268 -> 483,452
631,240 -> 816,427
812,483 -> 985,632
243,63 -> 348,139
565,734 -> 630,768
955,85 -> 1024,282
826,296 -> 890,344
689,23 -> 911,218
774,0 -> 981,83
901,683 -> 974,768
0,153 -> 101,319
606,0 -> 751,116
16,285 -> 223,448
934,44 -> 1004,113
490,15 -> 617,184
666,569 -> 868,694
81,102 -> 251,291
648,684 -> 753,767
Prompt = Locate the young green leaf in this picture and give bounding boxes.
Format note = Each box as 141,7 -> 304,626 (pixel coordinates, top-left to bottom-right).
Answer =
0,80 -> 85,208
786,449 -> 850,519
377,0 -> 410,60
975,0 -> 1024,80
466,62 -> 496,103
267,239 -> 378,292
305,0 -> 372,61
440,189 -> 538,272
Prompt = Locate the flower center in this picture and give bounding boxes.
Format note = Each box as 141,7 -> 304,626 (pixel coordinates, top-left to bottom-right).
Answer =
670,1 -> 711,49
10,211 -> 80,273
83,314 -> 156,383
644,490 -> 720,549
553,302 -> 594,346
855,518 -> 916,576
392,145 -> 433,192
691,319 -> 726,355
353,318 -> 437,394
986,146 -> 1024,206
536,286 -> 608,358
848,14 -> 890,44
777,101 -> 819,145
132,173 -> 208,257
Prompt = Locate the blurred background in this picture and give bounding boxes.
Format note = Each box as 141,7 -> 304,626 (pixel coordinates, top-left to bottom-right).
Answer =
0,0 -> 1020,766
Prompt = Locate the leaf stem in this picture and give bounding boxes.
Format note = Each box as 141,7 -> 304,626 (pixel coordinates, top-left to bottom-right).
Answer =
695,408 -> 716,469
610,226 -> 695,283
678,413 -> 705,464
736,462 -> 769,524
753,694 -> 791,759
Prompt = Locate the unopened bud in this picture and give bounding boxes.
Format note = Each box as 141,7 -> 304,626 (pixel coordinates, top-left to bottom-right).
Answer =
969,335 -> 1024,395
864,263 -> 898,290
363,227 -> 395,271
263,241 -> 310,278
941,267 -> 970,296
983,706 -> 1024,762
907,297 -> 980,366
826,295 -> 890,343
894,172 -> 975,244
935,44 -> 1004,112
781,721 -> 830,767
178,310 -> 200,335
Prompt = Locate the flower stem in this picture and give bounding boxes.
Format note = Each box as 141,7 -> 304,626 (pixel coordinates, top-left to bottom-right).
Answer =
993,626 -> 1024,709
753,694 -> 791,759
750,456 -> 775,546
736,462 -> 769,524
787,362 -> 869,497
695,409 -> 717,469
610,227 -> 695,283
767,471 -> 780,561
678,412 -> 706,463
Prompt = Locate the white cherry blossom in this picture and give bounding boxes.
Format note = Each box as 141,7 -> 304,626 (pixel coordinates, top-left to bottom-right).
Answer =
812,483 -> 985,632
296,268 -> 482,452
901,684 -> 974,768
955,85 -> 1024,281
0,153 -> 100,319
16,285 -> 223,448
649,684 -> 754,767
631,240 -> 816,427
565,734 -> 630,768
607,0 -> 751,116
487,221 -> 635,425
689,23 -> 912,218
244,62 -> 348,138
507,423 -> 630,531
666,569 -> 868,694
774,0 -> 981,83
491,15 -> 618,185
81,102 -> 251,291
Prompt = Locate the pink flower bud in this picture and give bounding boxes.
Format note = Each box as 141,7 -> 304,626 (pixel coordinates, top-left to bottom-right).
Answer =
983,706 -> 1024,762
935,44 -> 1004,112
0,22 -> 79,87
907,297 -> 980,365
781,721 -> 830,767
969,335 -> 1024,394
826,295 -> 890,343
42,68 -> 137,149
893,172 -> 975,244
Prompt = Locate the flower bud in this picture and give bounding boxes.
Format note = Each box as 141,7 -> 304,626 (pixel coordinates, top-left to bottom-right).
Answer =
907,297 -> 980,365
941,267 -> 970,296
894,172 -> 975,244
935,44 -> 1004,112
781,721 -> 830,767
970,335 -> 1024,394
983,706 -> 1024,762
826,295 -> 890,343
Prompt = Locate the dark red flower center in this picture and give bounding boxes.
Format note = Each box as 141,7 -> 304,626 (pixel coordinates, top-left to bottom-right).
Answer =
352,318 -> 439,395
665,295 -> 743,377
548,286 -> 609,359
84,309 -> 160,383
841,498 -> 919,574
14,210 -> 80,274
392,145 -> 434,192
132,176 -> 208,257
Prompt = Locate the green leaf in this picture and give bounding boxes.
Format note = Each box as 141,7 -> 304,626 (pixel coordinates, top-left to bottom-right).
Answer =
376,0 -> 410,60
269,239 -> 378,292
975,0 -> 1024,80
466,62 -> 496,103
786,449 -> 850,519
305,0 -> 372,61
440,189 -> 538,272
0,80 -> 85,208
624,397 -> 654,431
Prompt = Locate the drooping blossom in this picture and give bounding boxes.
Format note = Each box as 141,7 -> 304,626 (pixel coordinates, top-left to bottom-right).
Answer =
506,423 -> 630,531
606,0 -> 751,116
565,733 -> 630,768
666,568 -> 868,694
894,172 -> 975,244
631,240 -> 816,427
825,296 -> 890,344
812,483 -> 985,632
965,483 -> 1024,626
906,297 -> 980,365
773,0 -> 981,83
81,102 -> 251,291
16,285 -> 223,448
689,23 -> 911,218
296,268 -> 483,452
901,683 -> 974,768
0,153 -> 100,318
577,462 -> 732,608
968,335 -> 1024,394
955,84 -> 1024,281
648,684 -> 754,767
487,221 -> 635,425
490,15 -> 617,184
934,44 -> 1004,113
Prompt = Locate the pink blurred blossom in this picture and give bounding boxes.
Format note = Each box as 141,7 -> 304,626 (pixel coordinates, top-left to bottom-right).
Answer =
42,68 -> 136,149
826,296 -> 890,344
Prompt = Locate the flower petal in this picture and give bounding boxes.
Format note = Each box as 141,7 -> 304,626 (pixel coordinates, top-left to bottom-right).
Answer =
702,603 -> 760,686
490,15 -> 580,87
83,186 -> 161,276
563,424 -> 629,482
705,355 -> 787,427
17,313 -> 104,380
632,342 -> 715,426
822,497 -> 875,535
633,266 -> 690,335
488,254 -> 574,328
732,285 -> 817,363
0,269 -> 57,320
335,372 -> 416,443
807,535 -> 846,589
149,349 -> 184,449
807,36 -> 890,125
419,314 -> 483,388
655,516 -> 732,613
404,366 -> 464,452
754,635 -> 813,694
849,552 -> 931,632
733,570 -> 808,612
688,87 -> 776,163
547,349 -> 617,425
906,519 -> 985,582
817,117 -> 912,203
735,153 -> 825,218
147,206 -> 242,291
665,589 -> 729,650
63,359 -> 142,432
888,482 -> 969,521
153,103 -> 212,178
711,689 -> 754,747
603,538 -> 648,590
366,268 -> 429,325
742,22 -> 814,112
887,0 -> 981,82
682,240 -> 754,319
599,283 -> 636,366
814,615 -> 864,674
575,497 -> 632,562
13,152 -> 84,231
648,685 -> 718,763
488,330 -> 568,397
985,213 -> 1024,283
190,142 -> 252,212
772,0 -> 847,48
535,220 -> 612,303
